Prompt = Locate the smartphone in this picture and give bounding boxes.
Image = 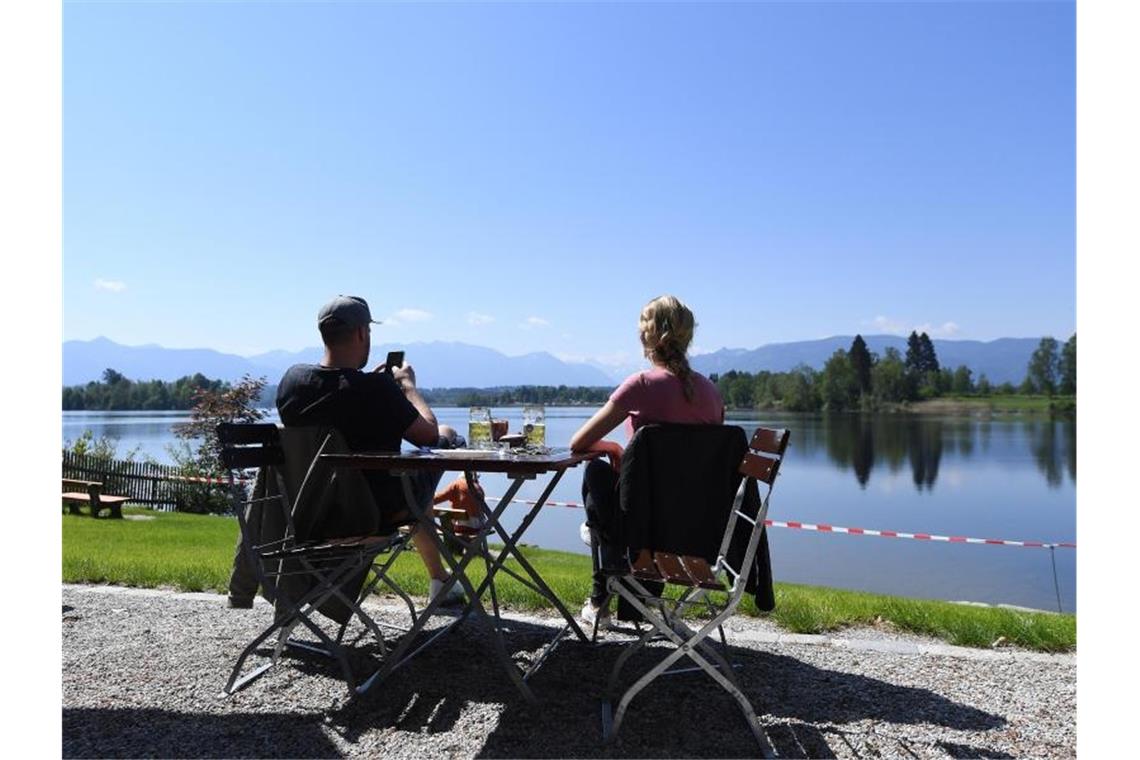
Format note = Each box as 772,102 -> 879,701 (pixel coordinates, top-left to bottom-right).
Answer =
384,350 -> 405,373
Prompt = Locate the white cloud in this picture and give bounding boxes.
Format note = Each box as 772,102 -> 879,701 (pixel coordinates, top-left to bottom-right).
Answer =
520,316 -> 550,329
869,315 -> 906,335
914,321 -> 961,338
94,278 -> 126,293
393,308 -> 433,322
467,312 -> 495,326
866,316 -> 960,338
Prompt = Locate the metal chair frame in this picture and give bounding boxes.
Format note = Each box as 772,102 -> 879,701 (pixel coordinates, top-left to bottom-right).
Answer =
218,423 -> 416,697
600,426 -> 790,758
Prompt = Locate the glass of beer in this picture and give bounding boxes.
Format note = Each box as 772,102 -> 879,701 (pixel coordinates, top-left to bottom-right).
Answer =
522,405 -> 546,448
469,407 -> 492,449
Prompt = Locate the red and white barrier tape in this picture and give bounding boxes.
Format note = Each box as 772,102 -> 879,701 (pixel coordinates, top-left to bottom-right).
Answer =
172,475 -> 252,485
488,496 -> 1076,550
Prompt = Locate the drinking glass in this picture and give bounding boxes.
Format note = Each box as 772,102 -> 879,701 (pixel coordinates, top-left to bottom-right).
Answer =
469,407 -> 492,450
522,405 -> 546,448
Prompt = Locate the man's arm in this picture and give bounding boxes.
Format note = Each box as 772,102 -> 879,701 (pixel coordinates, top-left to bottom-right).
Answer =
391,363 -> 439,447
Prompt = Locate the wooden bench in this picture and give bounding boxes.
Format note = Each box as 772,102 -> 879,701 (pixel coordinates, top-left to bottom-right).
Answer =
62,478 -> 130,519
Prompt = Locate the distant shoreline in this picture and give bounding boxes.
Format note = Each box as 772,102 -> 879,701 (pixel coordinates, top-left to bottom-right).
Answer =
63,395 -> 1075,416
724,395 -> 1076,417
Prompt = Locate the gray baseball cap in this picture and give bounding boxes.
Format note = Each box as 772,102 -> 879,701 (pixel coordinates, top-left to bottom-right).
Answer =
317,295 -> 381,329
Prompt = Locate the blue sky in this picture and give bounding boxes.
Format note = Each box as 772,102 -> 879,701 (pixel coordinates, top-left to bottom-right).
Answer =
63,1 -> 1075,366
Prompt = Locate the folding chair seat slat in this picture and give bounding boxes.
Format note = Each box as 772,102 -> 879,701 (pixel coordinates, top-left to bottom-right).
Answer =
652,552 -> 695,586
630,548 -> 664,582
217,423 -> 281,446
681,556 -> 724,591
739,451 -> 779,484
749,427 -> 790,457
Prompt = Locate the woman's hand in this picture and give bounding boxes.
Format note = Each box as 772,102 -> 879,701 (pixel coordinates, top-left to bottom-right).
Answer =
587,439 -> 624,473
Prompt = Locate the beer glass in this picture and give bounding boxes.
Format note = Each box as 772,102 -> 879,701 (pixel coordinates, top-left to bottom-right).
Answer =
522,405 -> 546,447
469,407 -> 492,449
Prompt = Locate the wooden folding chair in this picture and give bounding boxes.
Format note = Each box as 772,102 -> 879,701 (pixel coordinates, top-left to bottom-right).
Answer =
600,425 -> 790,756
218,423 -> 416,697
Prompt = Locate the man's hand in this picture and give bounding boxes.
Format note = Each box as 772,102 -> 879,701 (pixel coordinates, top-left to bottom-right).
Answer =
392,363 -> 417,390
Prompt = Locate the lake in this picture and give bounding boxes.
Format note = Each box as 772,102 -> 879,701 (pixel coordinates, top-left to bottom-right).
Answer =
62,408 -> 1076,612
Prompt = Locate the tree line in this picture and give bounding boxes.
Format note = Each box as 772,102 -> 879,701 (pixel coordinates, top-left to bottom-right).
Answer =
62,369 -> 229,410
712,332 -> 1076,412
420,386 -> 612,407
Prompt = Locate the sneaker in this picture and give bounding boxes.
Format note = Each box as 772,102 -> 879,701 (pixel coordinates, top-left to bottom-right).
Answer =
430,578 -> 467,607
579,521 -> 594,548
580,599 -> 611,629
227,595 -> 253,609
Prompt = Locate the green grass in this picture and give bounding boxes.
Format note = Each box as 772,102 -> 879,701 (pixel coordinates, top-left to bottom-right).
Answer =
908,394 -> 1075,415
63,508 -> 1075,653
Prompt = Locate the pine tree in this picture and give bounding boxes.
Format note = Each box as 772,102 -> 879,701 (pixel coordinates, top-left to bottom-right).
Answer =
1058,334 -> 1076,395
918,333 -> 939,374
848,335 -> 873,395
905,331 -> 923,374
1027,337 -> 1060,396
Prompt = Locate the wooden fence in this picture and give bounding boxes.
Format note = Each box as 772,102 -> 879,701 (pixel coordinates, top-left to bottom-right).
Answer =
61,452 -> 236,511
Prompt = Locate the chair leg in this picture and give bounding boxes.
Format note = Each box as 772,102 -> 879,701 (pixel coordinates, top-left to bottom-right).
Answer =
605,624 -> 657,699
601,583 -> 774,757
224,617 -> 295,695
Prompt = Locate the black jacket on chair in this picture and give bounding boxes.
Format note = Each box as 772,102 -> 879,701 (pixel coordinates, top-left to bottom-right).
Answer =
617,424 -> 776,612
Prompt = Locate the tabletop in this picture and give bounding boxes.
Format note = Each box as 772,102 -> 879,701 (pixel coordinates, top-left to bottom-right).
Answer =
319,447 -> 600,475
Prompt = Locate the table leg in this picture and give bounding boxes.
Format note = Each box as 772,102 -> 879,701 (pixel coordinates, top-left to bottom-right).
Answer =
358,473 -> 535,702
474,470 -> 589,643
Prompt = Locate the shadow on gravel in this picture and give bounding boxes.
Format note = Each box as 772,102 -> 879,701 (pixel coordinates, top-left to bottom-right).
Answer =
62,708 -> 341,759
937,741 -> 1016,759
471,638 -> 1006,759
315,614 -> 1007,759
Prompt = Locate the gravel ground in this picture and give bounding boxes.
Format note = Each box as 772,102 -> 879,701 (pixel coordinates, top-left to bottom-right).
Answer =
62,584 -> 1075,759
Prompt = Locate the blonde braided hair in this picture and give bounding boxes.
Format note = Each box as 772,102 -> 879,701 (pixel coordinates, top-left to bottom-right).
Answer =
639,295 -> 697,402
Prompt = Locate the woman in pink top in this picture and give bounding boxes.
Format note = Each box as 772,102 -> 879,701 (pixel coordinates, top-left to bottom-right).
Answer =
569,295 -> 725,627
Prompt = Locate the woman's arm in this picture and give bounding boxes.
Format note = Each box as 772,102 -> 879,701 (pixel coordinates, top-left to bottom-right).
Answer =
570,400 -> 628,452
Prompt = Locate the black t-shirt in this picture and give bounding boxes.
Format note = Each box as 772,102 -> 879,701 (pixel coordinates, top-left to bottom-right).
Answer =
276,364 -> 420,512
277,364 -> 419,450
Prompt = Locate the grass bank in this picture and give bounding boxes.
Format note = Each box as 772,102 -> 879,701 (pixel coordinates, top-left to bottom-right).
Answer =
900,394 -> 1075,416
63,509 -> 1075,653
728,394 -> 1075,416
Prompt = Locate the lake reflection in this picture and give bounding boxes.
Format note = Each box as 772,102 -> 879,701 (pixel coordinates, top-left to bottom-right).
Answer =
789,415 -> 1076,492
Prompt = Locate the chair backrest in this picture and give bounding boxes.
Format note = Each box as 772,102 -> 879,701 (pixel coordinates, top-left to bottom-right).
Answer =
738,427 -> 791,485
716,425 -> 790,592
217,423 -> 285,471
277,426 -> 386,541
618,423 -> 789,596
619,423 -> 749,561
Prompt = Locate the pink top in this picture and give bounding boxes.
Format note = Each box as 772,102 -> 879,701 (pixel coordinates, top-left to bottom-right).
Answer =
609,367 -> 725,439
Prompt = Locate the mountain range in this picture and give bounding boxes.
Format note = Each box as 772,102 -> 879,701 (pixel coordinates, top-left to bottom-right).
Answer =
63,334 -> 1045,388
62,338 -> 615,388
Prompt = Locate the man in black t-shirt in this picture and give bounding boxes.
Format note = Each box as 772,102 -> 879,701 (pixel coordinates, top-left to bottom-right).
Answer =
274,295 -> 464,606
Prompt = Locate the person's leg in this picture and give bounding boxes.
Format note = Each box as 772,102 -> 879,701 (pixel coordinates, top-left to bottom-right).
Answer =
412,527 -> 447,579
582,459 -> 621,607
410,428 -> 468,602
